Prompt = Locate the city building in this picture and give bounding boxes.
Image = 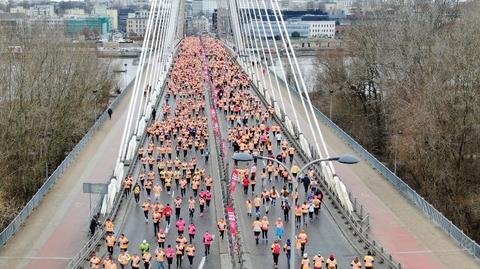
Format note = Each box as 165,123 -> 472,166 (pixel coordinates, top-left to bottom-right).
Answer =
64,16 -> 110,36
10,6 -> 30,16
126,10 -> 148,37
319,2 -> 337,15
30,4 -> 55,18
336,0 -> 354,15
30,17 -> 65,34
107,9 -> 118,31
0,13 -> 27,34
65,8 -> 86,16
249,20 -> 310,39
305,21 -> 335,38
301,15 -> 336,38
118,8 -> 136,32
92,4 -> 108,16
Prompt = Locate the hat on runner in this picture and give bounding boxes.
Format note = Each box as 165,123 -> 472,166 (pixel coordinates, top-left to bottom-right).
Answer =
303,253 -> 308,258
143,240 -> 147,243
329,254 -> 334,260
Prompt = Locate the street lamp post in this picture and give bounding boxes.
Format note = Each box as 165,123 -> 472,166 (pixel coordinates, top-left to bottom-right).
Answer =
124,63 -> 128,89
232,152 -> 359,268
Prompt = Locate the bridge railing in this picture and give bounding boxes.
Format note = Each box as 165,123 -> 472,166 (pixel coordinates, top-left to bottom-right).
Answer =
267,65 -> 480,259
0,78 -> 135,247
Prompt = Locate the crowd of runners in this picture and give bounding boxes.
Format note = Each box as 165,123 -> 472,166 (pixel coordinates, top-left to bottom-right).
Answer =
203,36 -> 375,269
89,36 -> 375,269
89,37 -> 225,269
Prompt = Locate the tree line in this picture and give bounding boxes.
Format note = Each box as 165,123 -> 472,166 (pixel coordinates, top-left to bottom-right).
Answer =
311,0 -> 480,242
0,25 -> 116,229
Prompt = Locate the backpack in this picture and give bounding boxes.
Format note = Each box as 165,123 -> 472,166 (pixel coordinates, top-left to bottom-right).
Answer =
272,244 -> 280,254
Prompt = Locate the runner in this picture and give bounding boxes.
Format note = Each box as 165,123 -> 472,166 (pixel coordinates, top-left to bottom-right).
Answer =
271,240 -> 281,268
165,244 -> 175,269
157,228 -> 166,248
297,230 -> 309,256
133,183 -> 141,204
89,252 -> 101,269
117,250 -> 131,269
326,254 -> 338,269
105,233 -> 116,256
275,218 -> 284,239
188,222 -> 197,243
203,230 -> 213,256
155,247 -> 165,269
103,254 -> 116,269
252,217 -> 262,245
131,253 -> 141,269
300,253 -> 311,269
185,243 -> 196,268
313,253 -> 325,269
118,234 -> 129,252
261,216 -> 270,242
351,256 -> 362,269
364,251 -> 375,269
217,218 -> 226,240
143,251 -> 153,269
284,239 -> 292,268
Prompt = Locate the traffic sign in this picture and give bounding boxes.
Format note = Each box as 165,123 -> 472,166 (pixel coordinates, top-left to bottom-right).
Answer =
83,183 -> 108,194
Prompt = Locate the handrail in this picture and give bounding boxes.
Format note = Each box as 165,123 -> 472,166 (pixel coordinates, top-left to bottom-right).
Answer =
0,77 -> 136,247
269,66 -> 480,259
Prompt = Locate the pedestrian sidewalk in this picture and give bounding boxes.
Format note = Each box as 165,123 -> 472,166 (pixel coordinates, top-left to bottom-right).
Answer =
0,81 -> 138,269
252,66 -> 480,269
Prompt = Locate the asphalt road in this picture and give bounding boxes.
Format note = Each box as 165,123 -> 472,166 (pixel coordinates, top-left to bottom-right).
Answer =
88,45 -> 222,269
209,59 -> 362,269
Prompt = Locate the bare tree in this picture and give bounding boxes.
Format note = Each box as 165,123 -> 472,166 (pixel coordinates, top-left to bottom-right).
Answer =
312,0 -> 480,241
0,22 -> 116,229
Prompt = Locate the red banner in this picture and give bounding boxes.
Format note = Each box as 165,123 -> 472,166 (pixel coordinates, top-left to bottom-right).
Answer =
226,207 -> 238,236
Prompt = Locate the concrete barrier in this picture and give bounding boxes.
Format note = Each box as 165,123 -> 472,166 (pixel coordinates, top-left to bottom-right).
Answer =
126,135 -> 138,162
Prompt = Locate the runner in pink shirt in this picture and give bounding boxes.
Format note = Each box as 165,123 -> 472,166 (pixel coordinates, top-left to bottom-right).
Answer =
203,231 -> 213,256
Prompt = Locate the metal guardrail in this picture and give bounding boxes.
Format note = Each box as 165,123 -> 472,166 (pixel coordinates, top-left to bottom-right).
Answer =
202,47 -> 239,268
270,69 -> 480,259
0,78 -> 136,247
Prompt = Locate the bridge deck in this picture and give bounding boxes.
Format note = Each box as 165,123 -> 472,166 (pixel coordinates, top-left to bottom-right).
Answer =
251,64 -> 480,269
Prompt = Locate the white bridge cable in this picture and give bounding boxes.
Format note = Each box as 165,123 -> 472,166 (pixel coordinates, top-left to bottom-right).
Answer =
240,0 -> 267,96
251,0 -> 280,103
255,0 -> 288,117
241,1 -> 265,89
267,0 -> 321,158
271,0 -> 336,173
226,0 -> 244,58
115,0 -> 158,165
134,0 -> 170,134
153,0 -> 173,85
126,0 -> 163,160
149,0 -> 169,93
165,0 -> 180,63
234,0 -> 258,80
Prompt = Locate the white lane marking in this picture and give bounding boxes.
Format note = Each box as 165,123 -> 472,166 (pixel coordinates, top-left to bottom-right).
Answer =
198,256 -> 206,269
